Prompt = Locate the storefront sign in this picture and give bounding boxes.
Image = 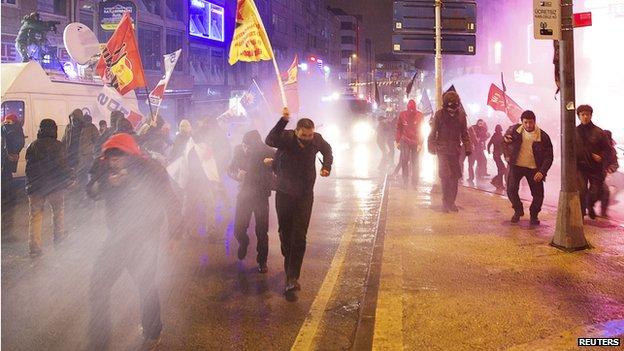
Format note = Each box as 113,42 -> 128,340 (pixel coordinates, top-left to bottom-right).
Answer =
99,1 -> 137,31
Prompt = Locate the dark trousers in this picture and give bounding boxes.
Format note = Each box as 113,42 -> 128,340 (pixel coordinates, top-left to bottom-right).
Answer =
234,193 -> 270,264
275,191 -> 314,280
438,152 -> 462,207
599,182 -> 610,216
577,168 -> 605,215
1,169 -> 17,238
475,148 -> 488,177
506,165 -> 544,216
400,142 -> 420,186
88,239 -> 162,349
492,153 -> 507,187
377,137 -> 395,168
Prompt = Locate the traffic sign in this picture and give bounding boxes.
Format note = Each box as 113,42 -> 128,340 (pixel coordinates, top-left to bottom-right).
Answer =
573,12 -> 592,27
394,1 -> 477,33
533,0 -> 561,40
392,33 -> 476,55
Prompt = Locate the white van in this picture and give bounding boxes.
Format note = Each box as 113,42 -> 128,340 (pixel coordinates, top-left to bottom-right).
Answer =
1,61 -> 140,177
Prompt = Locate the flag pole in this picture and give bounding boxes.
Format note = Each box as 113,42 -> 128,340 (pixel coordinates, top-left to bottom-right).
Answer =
252,78 -> 272,110
145,87 -> 156,123
271,57 -> 288,109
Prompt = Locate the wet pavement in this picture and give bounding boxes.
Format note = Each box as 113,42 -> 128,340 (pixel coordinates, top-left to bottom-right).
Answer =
372,181 -> 624,351
1,143 -> 386,351
2,143 -> 624,350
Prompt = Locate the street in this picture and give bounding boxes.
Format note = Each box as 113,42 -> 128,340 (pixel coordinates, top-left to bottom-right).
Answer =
3,144 -> 624,350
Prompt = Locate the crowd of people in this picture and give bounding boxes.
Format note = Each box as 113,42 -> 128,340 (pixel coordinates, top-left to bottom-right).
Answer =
376,92 -> 620,221
0,104 -> 333,348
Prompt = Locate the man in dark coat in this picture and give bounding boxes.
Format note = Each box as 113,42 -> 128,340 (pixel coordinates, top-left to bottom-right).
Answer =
396,99 -> 424,188
86,133 -> 180,350
503,110 -> 554,225
575,104 -> 615,219
488,124 -> 506,190
265,108 -> 333,301
96,110 -> 124,151
228,130 -> 275,273
62,109 -> 84,171
2,114 -> 26,240
25,119 -> 74,256
428,91 -> 472,212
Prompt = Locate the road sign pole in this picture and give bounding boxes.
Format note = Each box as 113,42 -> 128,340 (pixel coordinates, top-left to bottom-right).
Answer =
435,0 -> 442,109
552,0 -> 589,251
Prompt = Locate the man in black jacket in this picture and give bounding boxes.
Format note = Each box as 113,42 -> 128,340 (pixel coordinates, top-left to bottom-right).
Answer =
265,108 -> 333,302
86,133 -> 180,350
228,130 -> 275,273
1,114 -> 25,240
428,91 -> 472,212
575,104 -> 614,219
25,119 -> 74,257
503,110 -> 554,225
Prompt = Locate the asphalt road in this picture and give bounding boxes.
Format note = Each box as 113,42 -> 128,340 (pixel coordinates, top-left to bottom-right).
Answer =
1,143 -> 385,351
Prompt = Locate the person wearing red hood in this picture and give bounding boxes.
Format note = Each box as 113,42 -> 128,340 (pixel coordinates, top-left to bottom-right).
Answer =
86,133 -> 180,350
2,113 -> 25,241
395,99 -> 424,188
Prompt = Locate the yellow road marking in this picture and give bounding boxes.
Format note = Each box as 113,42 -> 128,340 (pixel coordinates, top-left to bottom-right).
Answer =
290,220 -> 357,350
372,222 -> 404,350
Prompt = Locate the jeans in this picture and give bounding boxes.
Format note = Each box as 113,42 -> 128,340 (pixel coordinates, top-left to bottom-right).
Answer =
506,165 -> 544,216
492,153 -> 507,187
400,142 -> 420,186
438,152 -> 462,207
577,168 -> 605,215
28,190 -> 65,253
275,191 -> 314,280
234,193 -> 270,264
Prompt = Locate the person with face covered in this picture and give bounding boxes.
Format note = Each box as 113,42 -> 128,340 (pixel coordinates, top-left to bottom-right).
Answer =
265,108 -> 333,301
488,124 -> 506,190
395,99 -> 424,188
575,104 -> 614,219
472,119 -> 491,178
503,110 -> 554,225
428,91 -> 472,212
85,133 -> 180,350
62,109 -> 84,171
228,130 -> 275,273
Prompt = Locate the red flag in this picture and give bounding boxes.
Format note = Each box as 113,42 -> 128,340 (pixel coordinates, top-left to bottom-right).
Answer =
487,84 -> 523,123
96,12 -> 146,96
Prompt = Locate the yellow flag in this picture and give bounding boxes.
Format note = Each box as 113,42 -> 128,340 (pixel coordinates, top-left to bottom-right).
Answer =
228,0 -> 274,65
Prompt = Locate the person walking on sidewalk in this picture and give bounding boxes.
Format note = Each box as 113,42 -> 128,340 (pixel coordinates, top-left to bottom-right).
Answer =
228,130 -> 275,273
395,99 -> 424,189
473,119 -> 491,179
265,108 -> 333,302
488,124 -> 506,190
598,130 -> 619,218
503,110 -> 553,225
1,114 -> 25,241
428,91 -> 472,212
25,119 -> 75,257
85,133 -> 180,350
575,104 -> 614,219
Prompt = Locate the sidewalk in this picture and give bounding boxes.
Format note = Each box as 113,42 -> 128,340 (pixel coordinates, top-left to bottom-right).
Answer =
371,183 -> 624,351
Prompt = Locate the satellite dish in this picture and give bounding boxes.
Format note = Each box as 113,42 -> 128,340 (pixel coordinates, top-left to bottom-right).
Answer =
63,22 -> 100,65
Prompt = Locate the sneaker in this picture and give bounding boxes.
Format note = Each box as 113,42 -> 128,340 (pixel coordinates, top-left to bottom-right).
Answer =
257,263 -> 268,273
284,282 -> 298,302
237,241 -> 248,260
511,212 -> 522,223
530,216 -> 540,226
588,208 -> 597,220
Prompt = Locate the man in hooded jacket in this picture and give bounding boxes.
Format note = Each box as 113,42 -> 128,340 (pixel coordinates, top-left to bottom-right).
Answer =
1,113 -> 25,237
396,99 -> 424,188
25,119 -> 74,256
428,91 -> 472,212
62,109 -> 84,171
86,133 -> 180,349
228,130 -> 275,273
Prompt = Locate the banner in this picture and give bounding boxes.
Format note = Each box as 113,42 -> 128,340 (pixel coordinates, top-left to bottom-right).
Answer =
228,0 -> 274,65
96,85 -> 144,128
282,55 -> 299,113
487,84 -> 523,123
149,49 -> 182,106
95,12 -> 146,96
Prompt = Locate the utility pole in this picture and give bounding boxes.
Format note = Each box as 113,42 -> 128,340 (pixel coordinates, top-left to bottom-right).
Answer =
434,0 -> 442,109
551,0 -> 589,251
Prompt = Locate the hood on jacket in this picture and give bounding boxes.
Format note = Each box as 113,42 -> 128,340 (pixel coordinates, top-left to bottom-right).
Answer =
407,99 -> 416,112
242,130 -> 263,148
2,113 -> 19,124
103,133 -> 142,156
37,119 -> 58,139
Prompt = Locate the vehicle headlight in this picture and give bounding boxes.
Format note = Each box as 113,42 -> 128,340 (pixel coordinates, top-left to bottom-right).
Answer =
352,121 -> 374,143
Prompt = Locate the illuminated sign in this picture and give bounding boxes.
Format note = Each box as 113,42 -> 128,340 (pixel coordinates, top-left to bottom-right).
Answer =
189,0 -> 225,42
99,1 -> 137,31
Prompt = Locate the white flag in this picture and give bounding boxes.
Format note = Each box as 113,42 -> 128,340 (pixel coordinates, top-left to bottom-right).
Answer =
149,49 -> 182,106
